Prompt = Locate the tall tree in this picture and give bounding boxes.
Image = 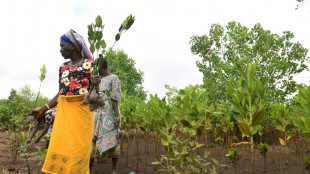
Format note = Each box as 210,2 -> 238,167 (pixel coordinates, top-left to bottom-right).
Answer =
104,48 -> 146,98
190,21 -> 309,104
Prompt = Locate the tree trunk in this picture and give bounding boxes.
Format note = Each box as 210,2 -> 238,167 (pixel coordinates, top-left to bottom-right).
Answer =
126,133 -> 129,167
144,132 -> 148,174
136,130 -> 140,173
250,135 -> 254,174
264,155 -> 267,173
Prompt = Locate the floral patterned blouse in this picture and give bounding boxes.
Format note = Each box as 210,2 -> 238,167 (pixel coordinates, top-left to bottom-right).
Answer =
99,74 -> 121,101
58,58 -> 93,96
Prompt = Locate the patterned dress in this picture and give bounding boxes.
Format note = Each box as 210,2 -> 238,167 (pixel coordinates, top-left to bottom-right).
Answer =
92,74 -> 122,161
44,109 -> 57,135
58,58 -> 93,95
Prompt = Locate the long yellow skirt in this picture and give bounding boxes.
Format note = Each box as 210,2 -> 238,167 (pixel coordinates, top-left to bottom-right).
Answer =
42,95 -> 94,174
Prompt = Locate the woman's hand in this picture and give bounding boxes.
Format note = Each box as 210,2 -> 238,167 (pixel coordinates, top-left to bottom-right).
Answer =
91,75 -> 101,85
34,138 -> 41,143
114,116 -> 120,127
29,107 -> 46,120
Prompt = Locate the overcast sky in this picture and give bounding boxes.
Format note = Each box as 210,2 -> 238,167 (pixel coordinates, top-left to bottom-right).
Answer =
0,0 -> 310,99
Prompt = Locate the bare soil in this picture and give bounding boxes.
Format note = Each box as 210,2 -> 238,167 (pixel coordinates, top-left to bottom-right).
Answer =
0,129 -> 310,174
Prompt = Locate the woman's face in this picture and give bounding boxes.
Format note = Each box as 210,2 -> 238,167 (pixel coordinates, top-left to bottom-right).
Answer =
98,67 -> 105,76
60,41 -> 74,59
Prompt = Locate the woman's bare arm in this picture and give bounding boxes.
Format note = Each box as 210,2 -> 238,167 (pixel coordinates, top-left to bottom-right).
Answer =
111,99 -> 120,126
34,123 -> 51,143
30,83 -> 63,119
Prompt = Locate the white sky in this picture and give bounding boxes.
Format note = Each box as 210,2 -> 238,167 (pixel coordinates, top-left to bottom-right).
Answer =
0,0 -> 309,99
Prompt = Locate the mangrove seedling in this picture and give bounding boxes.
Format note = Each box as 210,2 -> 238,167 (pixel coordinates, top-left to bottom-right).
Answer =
258,143 -> 268,173
226,147 -> 241,174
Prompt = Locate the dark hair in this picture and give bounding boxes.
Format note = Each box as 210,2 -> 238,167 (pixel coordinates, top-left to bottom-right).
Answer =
97,54 -> 108,70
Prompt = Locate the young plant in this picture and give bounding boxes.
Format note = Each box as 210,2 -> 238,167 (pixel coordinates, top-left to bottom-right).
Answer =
214,136 -> 224,145
257,125 -> 264,143
33,64 -> 47,109
37,148 -> 48,174
232,136 -> 239,143
271,103 -> 295,165
226,147 -> 241,174
305,155 -> 310,170
152,137 -> 220,174
293,86 -> 310,137
213,102 -> 234,146
258,143 -> 268,173
19,131 -> 31,174
293,86 -> 310,169
152,86 -> 222,174
226,62 -> 268,174
214,136 -> 224,155
83,14 -> 135,111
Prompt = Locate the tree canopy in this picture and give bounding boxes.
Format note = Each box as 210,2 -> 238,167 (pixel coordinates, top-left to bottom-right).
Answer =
104,48 -> 146,98
0,85 -> 49,130
190,21 -> 309,104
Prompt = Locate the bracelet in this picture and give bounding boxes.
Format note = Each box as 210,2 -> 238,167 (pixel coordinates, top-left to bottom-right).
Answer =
45,104 -> 50,110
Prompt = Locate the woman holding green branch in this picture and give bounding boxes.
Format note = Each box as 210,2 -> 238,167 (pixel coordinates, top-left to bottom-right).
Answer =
90,57 -> 122,174
30,29 -> 94,174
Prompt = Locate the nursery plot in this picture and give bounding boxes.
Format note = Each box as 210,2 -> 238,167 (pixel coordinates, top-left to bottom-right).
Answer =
0,129 -> 309,174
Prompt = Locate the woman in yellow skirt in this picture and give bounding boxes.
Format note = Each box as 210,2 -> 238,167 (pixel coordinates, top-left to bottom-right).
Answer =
30,29 -> 94,174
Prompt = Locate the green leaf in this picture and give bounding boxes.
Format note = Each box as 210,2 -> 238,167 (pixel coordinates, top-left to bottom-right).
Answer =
225,83 -> 234,94
247,63 -> 254,95
90,44 -> 95,54
238,122 -> 251,137
169,140 -> 179,145
161,137 -> 169,147
252,125 -> 258,135
179,89 -> 186,95
19,131 -> 25,144
122,19 -> 128,30
234,114 -> 248,124
241,80 -> 248,94
90,32 -> 96,40
158,169 -> 169,172
231,93 -> 240,105
251,109 -> 264,126
186,156 -> 193,162
95,41 -> 101,50
95,15 -> 102,27
40,64 -> 47,82
118,25 -> 123,32
96,31 -> 103,40
125,16 -> 135,30
211,158 -> 219,165
87,24 -> 93,34
181,120 -> 191,127
115,33 -> 120,41
262,78 -> 269,89
151,161 -> 161,165
300,89 -> 310,104
204,150 -> 209,159
303,131 -> 310,138
100,39 -> 106,49
254,77 -> 263,97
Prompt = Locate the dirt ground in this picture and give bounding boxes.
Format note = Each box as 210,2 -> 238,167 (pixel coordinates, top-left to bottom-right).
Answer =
0,129 -> 310,174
